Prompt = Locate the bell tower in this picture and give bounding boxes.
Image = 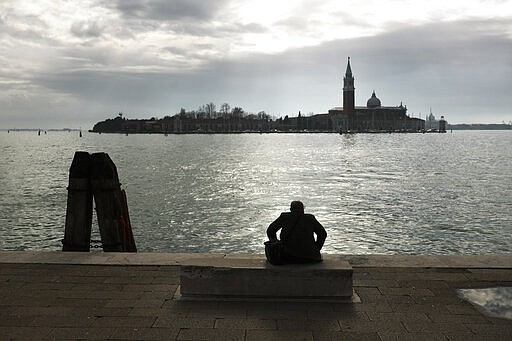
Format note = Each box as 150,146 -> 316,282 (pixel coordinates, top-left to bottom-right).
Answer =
343,57 -> 355,114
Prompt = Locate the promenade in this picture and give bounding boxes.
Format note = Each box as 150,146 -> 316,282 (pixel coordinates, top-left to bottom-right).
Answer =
1,251 -> 511,340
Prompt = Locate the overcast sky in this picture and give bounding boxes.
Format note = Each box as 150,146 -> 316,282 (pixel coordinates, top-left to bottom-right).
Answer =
1,0 -> 511,128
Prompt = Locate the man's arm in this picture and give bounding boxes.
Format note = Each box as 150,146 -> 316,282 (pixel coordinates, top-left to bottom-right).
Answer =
313,217 -> 327,250
267,214 -> 283,241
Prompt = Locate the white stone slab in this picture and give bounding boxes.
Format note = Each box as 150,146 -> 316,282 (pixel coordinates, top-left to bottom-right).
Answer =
180,258 -> 353,300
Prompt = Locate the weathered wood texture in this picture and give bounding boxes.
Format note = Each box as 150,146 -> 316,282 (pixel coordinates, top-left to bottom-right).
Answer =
62,151 -> 93,251
91,152 -> 136,252
63,151 -> 136,252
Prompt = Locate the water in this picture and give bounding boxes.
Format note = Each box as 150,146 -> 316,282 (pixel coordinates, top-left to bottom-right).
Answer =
1,130 -> 511,254
458,287 -> 512,320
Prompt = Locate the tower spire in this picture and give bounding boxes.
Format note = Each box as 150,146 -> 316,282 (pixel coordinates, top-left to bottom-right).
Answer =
343,56 -> 355,114
345,56 -> 352,77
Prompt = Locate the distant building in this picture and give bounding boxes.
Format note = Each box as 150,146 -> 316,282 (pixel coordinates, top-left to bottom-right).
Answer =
92,57 -> 430,134
328,57 -> 424,132
424,110 -> 447,132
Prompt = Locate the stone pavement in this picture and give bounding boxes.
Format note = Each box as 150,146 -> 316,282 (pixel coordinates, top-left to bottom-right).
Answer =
0,252 -> 511,340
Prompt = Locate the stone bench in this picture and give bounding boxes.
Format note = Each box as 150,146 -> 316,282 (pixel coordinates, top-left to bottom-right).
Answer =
179,256 -> 353,301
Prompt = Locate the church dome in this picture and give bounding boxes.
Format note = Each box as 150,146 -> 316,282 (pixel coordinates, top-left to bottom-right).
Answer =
367,91 -> 381,108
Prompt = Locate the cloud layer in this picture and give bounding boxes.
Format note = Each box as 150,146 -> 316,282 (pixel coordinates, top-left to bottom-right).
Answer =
1,0 -> 511,128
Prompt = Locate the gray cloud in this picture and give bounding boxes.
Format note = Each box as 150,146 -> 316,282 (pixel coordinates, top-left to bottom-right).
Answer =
2,15 -> 511,128
70,20 -> 105,38
111,0 -> 229,21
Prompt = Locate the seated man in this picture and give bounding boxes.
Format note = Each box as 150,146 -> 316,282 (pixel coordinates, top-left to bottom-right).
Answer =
267,201 -> 327,263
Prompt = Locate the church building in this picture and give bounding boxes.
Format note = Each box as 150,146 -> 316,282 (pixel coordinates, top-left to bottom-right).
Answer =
329,57 -> 424,132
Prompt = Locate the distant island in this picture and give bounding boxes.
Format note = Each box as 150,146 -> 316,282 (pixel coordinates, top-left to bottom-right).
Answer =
90,109 -> 431,134
447,123 -> 511,130
89,57 -> 511,134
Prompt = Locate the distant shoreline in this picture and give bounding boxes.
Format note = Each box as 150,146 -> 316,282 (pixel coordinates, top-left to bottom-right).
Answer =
447,123 -> 512,130
1,128 -> 80,132
2,124 -> 510,132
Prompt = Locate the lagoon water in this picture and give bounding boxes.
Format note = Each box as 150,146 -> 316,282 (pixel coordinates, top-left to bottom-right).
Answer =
0,130 -> 511,254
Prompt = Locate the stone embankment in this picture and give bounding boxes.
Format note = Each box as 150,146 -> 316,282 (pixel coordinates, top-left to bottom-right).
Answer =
1,251 -> 511,340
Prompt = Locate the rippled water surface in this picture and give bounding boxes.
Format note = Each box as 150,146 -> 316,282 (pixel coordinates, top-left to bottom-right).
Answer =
1,130 -> 511,254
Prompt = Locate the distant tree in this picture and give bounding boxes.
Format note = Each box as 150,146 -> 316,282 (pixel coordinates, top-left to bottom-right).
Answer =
220,103 -> 231,118
232,107 -> 244,118
257,111 -> 270,120
205,102 -> 216,118
197,105 -> 207,119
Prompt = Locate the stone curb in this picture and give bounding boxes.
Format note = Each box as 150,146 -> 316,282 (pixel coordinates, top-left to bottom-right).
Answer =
1,251 -> 511,268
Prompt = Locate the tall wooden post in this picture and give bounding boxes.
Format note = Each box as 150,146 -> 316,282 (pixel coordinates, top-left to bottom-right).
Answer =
62,152 -> 93,251
91,153 -> 136,252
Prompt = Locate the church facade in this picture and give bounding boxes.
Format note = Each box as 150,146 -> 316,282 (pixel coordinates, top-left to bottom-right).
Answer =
328,58 -> 424,132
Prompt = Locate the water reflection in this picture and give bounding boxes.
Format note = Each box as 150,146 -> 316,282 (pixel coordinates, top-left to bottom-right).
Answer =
1,131 -> 512,253
458,287 -> 512,320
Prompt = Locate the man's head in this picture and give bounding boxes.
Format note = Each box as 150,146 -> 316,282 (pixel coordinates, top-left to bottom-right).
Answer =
290,200 -> 304,213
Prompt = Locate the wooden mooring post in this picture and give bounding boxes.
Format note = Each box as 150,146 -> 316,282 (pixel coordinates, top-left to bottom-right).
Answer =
63,151 -> 136,252
62,152 -> 93,251
91,152 -> 136,252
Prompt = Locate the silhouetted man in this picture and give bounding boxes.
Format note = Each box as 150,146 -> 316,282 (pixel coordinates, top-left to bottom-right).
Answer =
267,201 -> 327,263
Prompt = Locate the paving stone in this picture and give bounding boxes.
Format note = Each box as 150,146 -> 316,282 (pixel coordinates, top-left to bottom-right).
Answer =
43,327 -> 116,340
466,269 -> 512,281
214,317 -> 277,330
417,272 -> 469,281
339,320 -> 405,333
414,293 -> 464,304
29,314 -> 96,327
426,312 -> 489,324
275,301 -> 336,313
445,303 -> 482,315
122,283 -> 177,292
2,295 -> 58,307
177,327 -> 245,340
0,326 -> 52,340
248,308 -> 308,320
139,289 -> 176,300
403,320 -> 471,333
352,301 -> 393,313
55,297 -> 107,308
379,287 -> 435,296
153,316 -> 215,328
366,311 -> 430,322
398,279 -> 451,289
110,326 -> 180,340
88,316 -> 157,328
306,310 -> 369,321
442,330 -> 497,341
353,279 -> 400,287
313,330 -> 380,341
388,302 -> 450,314
378,331 -> 446,341
277,319 -> 340,331
0,314 -> 36,327
246,329 -> 313,341
105,298 -> 165,308
466,322 -> 512,335
355,287 -> 382,296
6,306 -> 77,317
